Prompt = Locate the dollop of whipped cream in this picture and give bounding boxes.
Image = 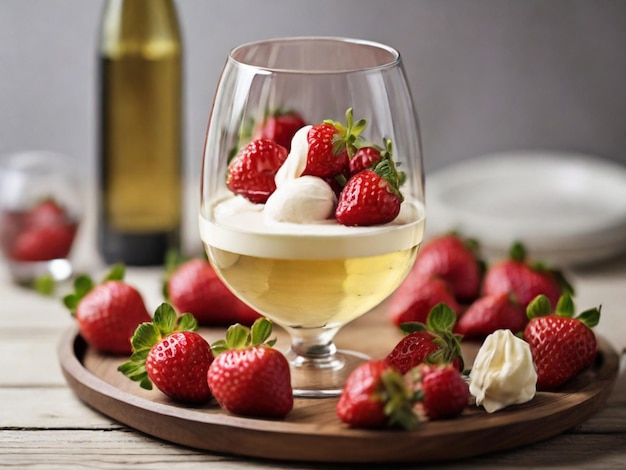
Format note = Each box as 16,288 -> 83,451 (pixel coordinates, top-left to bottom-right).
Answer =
469,329 -> 537,413
274,125 -> 312,186
264,175 -> 336,223
263,124 -> 337,223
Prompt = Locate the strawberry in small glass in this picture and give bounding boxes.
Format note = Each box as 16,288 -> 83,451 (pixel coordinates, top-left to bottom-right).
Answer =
0,151 -> 82,287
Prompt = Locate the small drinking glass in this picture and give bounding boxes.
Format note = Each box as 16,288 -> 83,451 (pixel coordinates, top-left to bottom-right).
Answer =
0,151 -> 82,285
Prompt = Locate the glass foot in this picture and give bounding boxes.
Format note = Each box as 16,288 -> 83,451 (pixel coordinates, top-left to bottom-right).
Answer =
284,348 -> 370,398
8,258 -> 73,285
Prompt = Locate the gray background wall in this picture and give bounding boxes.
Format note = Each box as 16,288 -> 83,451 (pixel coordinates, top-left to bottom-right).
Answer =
1,0 -> 625,252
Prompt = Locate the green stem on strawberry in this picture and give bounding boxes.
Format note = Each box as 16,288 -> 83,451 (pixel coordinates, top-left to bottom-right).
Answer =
379,369 -> 420,430
33,274 -> 56,296
118,303 -> 198,390
400,303 -> 465,371
211,317 -> 276,355
324,108 -> 367,158
372,139 -> 405,202
63,263 -> 126,315
526,293 -> 601,328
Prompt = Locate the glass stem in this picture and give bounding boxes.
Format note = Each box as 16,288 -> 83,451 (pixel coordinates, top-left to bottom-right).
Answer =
284,326 -> 345,370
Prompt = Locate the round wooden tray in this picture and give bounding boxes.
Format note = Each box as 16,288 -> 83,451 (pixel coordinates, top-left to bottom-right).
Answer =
58,311 -> 619,463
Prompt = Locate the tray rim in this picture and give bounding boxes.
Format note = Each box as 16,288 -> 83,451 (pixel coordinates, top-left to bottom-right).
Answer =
58,325 -> 620,463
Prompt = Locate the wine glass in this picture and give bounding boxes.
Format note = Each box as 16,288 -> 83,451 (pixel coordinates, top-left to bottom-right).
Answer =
200,37 -> 425,397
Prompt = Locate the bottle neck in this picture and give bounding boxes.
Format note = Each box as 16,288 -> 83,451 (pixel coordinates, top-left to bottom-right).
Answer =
100,0 -> 181,59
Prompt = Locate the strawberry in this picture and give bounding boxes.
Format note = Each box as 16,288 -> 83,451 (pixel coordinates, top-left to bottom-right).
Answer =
118,303 -> 214,403
482,242 -> 573,309
323,173 -> 349,199
255,110 -> 306,151
226,138 -> 288,203
208,318 -> 293,418
335,153 -> 404,226
412,234 -> 484,303
407,363 -> 469,420
349,146 -> 382,175
388,273 -> 460,326
336,359 -> 419,430
63,264 -> 151,355
165,257 -> 261,326
386,303 -> 464,374
456,293 -> 527,339
7,198 -> 78,262
524,293 -> 600,390
11,224 -> 77,261
302,108 -> 366,179
25,199 -> 69,227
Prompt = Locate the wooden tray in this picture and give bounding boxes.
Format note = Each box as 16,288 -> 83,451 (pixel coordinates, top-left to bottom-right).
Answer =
58,311 -> 620,463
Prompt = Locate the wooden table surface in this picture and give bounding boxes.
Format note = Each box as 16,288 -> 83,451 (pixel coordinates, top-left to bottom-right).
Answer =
1,236 -> 625,469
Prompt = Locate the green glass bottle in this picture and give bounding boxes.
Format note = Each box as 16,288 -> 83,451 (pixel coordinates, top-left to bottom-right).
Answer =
98,0 -> 182,266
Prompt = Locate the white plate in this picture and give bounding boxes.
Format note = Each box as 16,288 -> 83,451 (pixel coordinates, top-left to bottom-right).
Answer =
425,151 -> 626,266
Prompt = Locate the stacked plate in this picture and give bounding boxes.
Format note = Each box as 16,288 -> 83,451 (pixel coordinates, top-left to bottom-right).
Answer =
425,151 -> 626,266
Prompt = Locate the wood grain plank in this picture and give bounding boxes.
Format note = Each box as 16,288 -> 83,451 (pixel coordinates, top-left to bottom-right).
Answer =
1,430 -> 625,469
0,281 -> 73,330
0,329 -> 67,386
0,388 -> 118,428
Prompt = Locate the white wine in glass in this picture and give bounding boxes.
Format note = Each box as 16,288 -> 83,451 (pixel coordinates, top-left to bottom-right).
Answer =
200,37 -> 426,397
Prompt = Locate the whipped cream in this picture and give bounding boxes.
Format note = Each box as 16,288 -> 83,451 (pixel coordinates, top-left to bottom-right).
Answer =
469,329 -> 537,413
274,125 -> 312,187
264,175 -> 336,223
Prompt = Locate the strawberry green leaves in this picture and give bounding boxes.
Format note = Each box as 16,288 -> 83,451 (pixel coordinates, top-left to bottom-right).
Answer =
63,263 -> 126,315
379,367 -> 420,430
118,303 -> 198,390
211,317 -> 276,355
324,107 -> 367,158
527,293 -> 601,328
395,302 -> 465,371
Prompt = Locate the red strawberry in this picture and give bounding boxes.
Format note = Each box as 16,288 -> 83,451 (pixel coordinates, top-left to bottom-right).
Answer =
482,242 -> 573,309
226,138 -> 288,203
456,293 -> 527,339
335,153 -> 404,226
323,173 -> 349,199
349,146 -> 382,175
255,110 -> 306,151
63,264 -> 151,355
388,273 -> 460,326
413,234 -> 483,303
166,258 -> 261,326
408,363 -> 469,420
386,303 -> 464,374
302,108 -> 366,179
11,224 -> 77,261
208,318 -> 293,418
26,199 -> 68,227
8,198 -> 78,262
304,124 -> 350,178
119,303 -> 214,403
336,359 -> 419,429
524,294 -> 599,390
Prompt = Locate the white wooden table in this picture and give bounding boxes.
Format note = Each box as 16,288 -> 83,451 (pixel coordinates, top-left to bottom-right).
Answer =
1,228 -> 625,468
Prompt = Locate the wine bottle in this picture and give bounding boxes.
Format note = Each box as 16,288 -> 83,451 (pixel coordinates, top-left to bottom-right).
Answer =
98,0 -> 182,266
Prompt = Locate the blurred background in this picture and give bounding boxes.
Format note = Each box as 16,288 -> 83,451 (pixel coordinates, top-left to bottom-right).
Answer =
1,0 -> 625,254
